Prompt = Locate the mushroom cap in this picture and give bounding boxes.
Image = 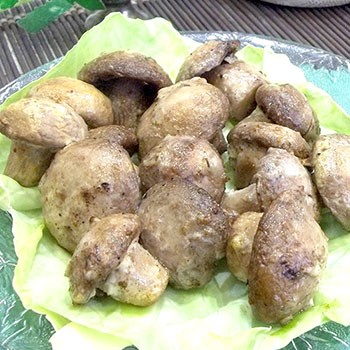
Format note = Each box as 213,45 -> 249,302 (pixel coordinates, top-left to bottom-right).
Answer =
137,77 -> 230,158
65,213 -> 141,304
78,51 -> 172,89
255,83 -> 319,142
39,138 -> 141,253
176,40 -> 239,82
139,135 -> 226,202
0,97 -> 88,149
139,179 -> 230,289
227,121 -> 311,159
29,77 -> 114,128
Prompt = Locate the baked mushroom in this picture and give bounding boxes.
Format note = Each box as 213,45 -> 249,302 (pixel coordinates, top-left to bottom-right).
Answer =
78,51 -> 172,129
29,77 -> 114,128
39,138 -> 141,253
138,179 -> 230,289
139,135 -> 226,201
248,190 -> 328,324
204,60 -> 266,121
226,211 -> 263,283
66,213 -> 169,306
0,97 -> 88,187
227,121 -> 311,188
254,148 -> 319,219
256,83 -> 319,142
87,125 -> 138,155
312,134 -> 350,229
176,40 -> 239,82
137,77 -> 230,158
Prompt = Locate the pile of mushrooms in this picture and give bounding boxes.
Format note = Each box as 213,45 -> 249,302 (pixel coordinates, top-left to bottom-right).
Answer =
1,41 -> 349,324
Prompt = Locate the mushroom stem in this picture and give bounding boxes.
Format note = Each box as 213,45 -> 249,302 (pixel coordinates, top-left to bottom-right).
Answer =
4,141 -> 53,187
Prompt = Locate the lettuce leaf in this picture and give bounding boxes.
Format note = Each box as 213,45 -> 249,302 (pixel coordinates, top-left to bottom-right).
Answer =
0,13 -> 350,350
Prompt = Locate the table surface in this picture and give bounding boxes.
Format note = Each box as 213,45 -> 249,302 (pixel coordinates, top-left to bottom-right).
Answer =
0,0 -> 350,88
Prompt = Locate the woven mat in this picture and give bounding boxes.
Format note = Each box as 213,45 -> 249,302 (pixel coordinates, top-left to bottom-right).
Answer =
0,0 -> 350,88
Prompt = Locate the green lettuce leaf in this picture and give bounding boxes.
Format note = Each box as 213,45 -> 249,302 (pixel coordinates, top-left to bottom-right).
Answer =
0,13 -> 350,350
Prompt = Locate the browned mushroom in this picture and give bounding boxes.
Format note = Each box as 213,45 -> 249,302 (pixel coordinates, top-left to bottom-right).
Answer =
0,97 -> 88,187
255,83 -> 319,142
176,40 -> 239,82
66,213 -> 169,306
29,77 -> 114,128
39,137 -> 141,253
137,77 -> 230,158
78,51 -> 172,129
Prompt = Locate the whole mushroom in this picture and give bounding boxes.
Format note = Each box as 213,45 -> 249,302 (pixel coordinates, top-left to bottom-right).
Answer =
137,77 -> 230,158
0,97 -> 88,187
78,51 -> 172,129
138,179 -> 230,289
29,77 -> 114,128
66,213 -> 169,306
39,137 -> 141,253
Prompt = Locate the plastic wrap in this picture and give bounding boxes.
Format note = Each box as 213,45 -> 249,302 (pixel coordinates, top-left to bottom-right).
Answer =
0,32 -> 350,350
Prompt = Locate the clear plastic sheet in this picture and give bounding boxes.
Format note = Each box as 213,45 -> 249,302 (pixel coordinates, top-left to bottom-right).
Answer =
0,32 -> 350,350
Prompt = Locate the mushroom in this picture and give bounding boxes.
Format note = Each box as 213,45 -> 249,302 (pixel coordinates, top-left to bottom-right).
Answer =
222,148 -> 319,219
226,211 -> 263,283
312,134 -> 350,229
39,137 -> 141,253
137,77 -> 230,158
256,83 -> 319,142
0,97 -> 88,187
29,77 -> 114,128
139,135 -> 226,202
87,125 -> 138,155
78,51 -> 172,129
227,121 -> 311,188
254,148 -> 319,219
176,40 -> 239,82
204,60 -> 266,121
248,190 -> 328,324
138,179 -> 230,289
66,213 -> 169,306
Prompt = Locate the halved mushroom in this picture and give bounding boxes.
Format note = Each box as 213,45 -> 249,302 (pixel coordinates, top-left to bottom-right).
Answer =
39,138 -> 141,253
29,77 -> 114,128
0,97 -> 88,187
176,40 -> 239,82
139,135 -> 226,202
66,213 -> 169,306
226,211 -> 263,283
204,60 -> 266,121
87,125 -> 138,155
138,179 -> 230,289
227,121 -> 311,188
256,83 -> 319,142
312,134 -> 350,229
137,77 -> 230,158
248,190 -> 328,324
78,51 -> 172,129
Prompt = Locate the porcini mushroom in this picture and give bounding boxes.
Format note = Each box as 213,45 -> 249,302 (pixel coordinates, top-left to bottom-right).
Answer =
78,51 -> 172,129
39,137 -> 141,253
0,97 -> 88,187
139,179 -> 230,289
29,77 -> 114,128
66,213 -> 169,306
137,77 -> 230,158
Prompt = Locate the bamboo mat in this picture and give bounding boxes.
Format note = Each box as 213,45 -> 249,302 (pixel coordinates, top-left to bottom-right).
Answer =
0,0 -> 350,88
